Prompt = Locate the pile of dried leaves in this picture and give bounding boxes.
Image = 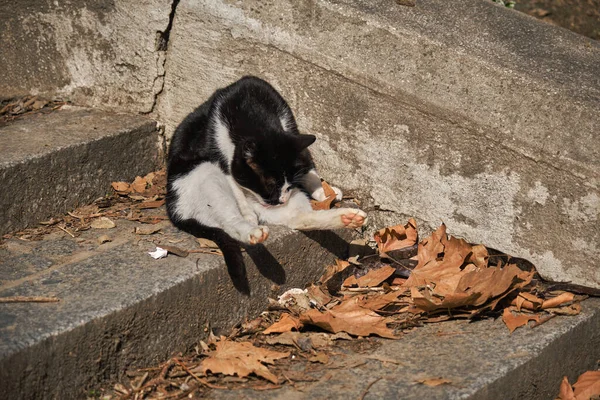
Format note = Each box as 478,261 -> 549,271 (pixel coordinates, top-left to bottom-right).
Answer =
101,218 -> 595,399
2,170 -> 168,242
558,370 -> 600,400
0,95 -> 67,126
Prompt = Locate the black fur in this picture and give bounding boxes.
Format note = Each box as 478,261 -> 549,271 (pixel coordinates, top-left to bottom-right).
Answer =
166,76 -> 316,294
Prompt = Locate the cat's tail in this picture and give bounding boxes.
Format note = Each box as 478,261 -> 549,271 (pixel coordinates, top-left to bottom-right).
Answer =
170,218 -> 250,295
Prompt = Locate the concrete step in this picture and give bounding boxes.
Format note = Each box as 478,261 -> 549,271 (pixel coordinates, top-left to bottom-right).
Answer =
0,205 -> 354,399
207,299 -> 600,400
0,107 -> 160,236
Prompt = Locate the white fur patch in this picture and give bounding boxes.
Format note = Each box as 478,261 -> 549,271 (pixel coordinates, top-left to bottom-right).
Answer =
279,179 -> 292,204
279,111 -> 291,132
213,112 -> 235,166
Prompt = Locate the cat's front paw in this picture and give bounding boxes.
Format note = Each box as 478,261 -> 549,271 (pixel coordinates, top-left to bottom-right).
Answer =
312,186 -> 343,201
340,209 -> 367,229
248,225 -> 269,245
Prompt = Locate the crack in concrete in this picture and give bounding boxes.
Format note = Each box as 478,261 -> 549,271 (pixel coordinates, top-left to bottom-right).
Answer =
145,0 -> 180,115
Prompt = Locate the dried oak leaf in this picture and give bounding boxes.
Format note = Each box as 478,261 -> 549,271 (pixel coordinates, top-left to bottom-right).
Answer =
354,265 -> 396,287
310,181 -> 337,210
111,181 -> 131,194
320,259 -> 351,285
263,313 -> 303,334
416,377 -> 452,386
299,297 -> 397,339
502,308 -> 542,334
559,376 -> 576,400
374,218 -> 418,257
572,371 -> 600,399
198,338 -> 289,384
131,176 -> 148,193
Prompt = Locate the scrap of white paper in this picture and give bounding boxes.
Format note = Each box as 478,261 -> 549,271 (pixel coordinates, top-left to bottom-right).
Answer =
148,247 -> 168,259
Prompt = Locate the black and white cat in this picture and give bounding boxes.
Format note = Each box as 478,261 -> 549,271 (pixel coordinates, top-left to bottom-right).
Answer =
166,76 -> 367,291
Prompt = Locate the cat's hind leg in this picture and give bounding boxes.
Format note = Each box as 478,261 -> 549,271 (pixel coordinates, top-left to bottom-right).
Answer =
301,168 -> 343,201
170,163 -> 268,244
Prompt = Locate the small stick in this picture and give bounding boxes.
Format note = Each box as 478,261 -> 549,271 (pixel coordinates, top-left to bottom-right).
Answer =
188,249 -> 223,256
172,359 -> 227,390
0,296 -> 60,303
359,377 -> 383,400
57,225 -> 75,238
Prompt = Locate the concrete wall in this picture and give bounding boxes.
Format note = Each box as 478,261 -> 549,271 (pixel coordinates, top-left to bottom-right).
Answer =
0,0 -> 172,112
1,0 -> 598,288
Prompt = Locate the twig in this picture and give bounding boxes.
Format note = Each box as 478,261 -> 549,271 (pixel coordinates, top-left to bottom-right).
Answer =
0,296 -> 60,303
57,225 -> 75,238
188,249 -> 224,256
358,377 -> 382,400
173,358 -> 227,390
341,287 -> 386,293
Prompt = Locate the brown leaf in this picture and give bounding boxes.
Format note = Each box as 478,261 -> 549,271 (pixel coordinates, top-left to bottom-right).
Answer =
320,259 -> 351,285
542,292 -> 575,309
355,265 -> 396,287
159,245 -> 189,258
306,284 -> 332,307
572,371 -> 600,399
308,352 -> 329,364
97,235 -> 112,244
131,176 -> 148,193
90,217 -> 116,229
263,314 -> 303,334
374,218 -> 418,257
299,298 -> 397,339
134,226 -> 162,235
558,376 -> 576,400
111,182 -> 131,194
197,238 -> 219,248
137,199 -> 165,209
416,377 -> 452,386
197,339 -> 289,384
465,244 -> 489,269
502,308 -> 541,334
310,181 -> 337,210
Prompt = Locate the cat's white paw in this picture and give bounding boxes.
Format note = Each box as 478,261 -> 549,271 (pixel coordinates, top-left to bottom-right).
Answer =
248,225 -> 269,245
312,186 -> 343,201
339,209 -> 367,229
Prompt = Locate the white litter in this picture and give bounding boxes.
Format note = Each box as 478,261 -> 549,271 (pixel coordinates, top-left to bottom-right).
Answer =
148,247 -> 168,259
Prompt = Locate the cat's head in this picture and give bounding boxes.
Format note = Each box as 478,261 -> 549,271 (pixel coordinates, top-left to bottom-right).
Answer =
231,133 -> 316,206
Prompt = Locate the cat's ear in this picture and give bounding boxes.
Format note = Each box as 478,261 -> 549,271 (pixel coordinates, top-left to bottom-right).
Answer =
294,134 -> 316,151
243,141 -> 257,162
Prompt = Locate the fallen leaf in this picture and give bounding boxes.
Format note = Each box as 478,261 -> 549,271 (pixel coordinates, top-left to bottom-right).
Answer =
572,371 -> 600,399
196,338 -> 289,384
90,217 -> 116,229
308,352 -> 329,364
97,235 -> 112,244
374,218 -> 418,257
558,376 -> 576,400
310,181 -> 337,210
131,176 -> 148,193
320,259 -> 351,285
137,199 -> 165,209
263,314 -> 303,334
502,308 -> 541,333
111,182 -> 131,194
159,245 -> 189,257
134,226 -> 162,235
197,238 -> 219,248
299,298 -> 397,339
264,331 -> 302,347
416,377 -> 452,386
542,292 -> 575,309
355,265 -> 396,287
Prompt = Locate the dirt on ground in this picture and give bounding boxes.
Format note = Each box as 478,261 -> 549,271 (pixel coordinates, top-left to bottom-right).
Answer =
515,0 -> 600,40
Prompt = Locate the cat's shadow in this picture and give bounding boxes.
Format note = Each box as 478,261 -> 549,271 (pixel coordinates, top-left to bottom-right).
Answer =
243,243 -> 287,286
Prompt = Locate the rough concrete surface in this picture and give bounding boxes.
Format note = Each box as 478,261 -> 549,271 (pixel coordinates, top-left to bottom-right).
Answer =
0,0 -> 172,113
156,0 -> 600,288
0,108 -> 160,235
0,213 -> 355,399
207,299 -> 600,400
